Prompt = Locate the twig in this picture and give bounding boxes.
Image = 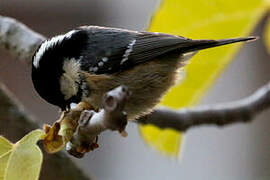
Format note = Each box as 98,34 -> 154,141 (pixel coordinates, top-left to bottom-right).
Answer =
137,81 -> 270,131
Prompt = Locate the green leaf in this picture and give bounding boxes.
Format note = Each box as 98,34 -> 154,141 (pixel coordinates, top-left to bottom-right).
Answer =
0,129 -> 45,180
0,137 -> 12,157
139,0 -> 268,156
0,151 -> 12,180
0,137 -> 13,180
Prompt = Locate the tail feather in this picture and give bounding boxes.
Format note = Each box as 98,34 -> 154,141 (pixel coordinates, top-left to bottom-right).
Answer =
181,36 -> 258,53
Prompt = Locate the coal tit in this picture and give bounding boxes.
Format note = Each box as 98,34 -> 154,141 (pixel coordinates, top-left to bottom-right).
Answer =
31,26 -> 256,120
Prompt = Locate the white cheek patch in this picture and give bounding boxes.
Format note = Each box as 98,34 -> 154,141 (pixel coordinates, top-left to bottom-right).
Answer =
62,58 -> 81,81
33,30 -> 77,68
120,39 -> 136,65
60,58 -> 81,100
60,74 -> 78,100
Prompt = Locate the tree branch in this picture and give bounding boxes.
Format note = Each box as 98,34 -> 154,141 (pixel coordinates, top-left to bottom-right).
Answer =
137,82 -> 270,131
0,15 -> 45,62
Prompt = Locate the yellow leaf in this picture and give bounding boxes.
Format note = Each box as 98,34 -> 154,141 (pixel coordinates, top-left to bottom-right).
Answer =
139,0 -> 268,156
3,129 -> 45,180
139,126 -> 181,156
263,17 -> 270,54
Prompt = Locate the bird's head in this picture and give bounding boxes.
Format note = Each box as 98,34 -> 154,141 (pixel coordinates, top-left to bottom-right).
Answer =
31,29 -> 88,110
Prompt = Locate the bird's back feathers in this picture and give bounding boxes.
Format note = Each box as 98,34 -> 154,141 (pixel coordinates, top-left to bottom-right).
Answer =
77,26 -> 256,75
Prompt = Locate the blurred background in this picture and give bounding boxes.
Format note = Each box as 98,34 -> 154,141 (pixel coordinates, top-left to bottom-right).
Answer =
0,0 -> 270,180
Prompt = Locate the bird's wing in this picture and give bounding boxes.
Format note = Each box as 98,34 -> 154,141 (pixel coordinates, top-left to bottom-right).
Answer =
79,27 -> 193,74
79,26 -> 255,74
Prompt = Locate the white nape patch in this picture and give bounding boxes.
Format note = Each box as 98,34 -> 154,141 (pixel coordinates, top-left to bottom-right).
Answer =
60,58 -> 81,100
33,30 -> 77,68
120,39 -> 136,65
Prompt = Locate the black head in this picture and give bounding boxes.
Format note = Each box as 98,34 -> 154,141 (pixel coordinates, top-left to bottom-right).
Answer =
31,29 -> 88,110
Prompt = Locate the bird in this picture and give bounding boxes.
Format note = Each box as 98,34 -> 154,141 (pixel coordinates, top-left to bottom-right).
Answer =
31,26 -> 257,120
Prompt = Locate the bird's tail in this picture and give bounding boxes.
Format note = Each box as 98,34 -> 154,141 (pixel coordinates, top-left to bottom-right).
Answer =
181,36 -> 258,53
